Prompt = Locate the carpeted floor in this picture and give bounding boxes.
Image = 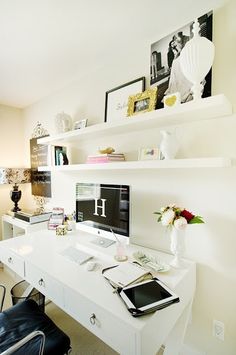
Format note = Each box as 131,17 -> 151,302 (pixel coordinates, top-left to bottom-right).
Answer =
0,268 -> 163,355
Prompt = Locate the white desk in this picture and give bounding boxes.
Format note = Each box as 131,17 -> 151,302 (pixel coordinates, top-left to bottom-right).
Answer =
1,214 -> 48,240
0,229 -> 196,355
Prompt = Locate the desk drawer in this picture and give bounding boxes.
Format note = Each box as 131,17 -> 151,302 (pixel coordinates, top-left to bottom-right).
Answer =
65,287 -> 135,354
25,262 -> 64,308
0,248 -> 25,278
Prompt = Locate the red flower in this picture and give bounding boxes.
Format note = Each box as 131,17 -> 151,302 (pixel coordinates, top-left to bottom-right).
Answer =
180,209 -> 194,222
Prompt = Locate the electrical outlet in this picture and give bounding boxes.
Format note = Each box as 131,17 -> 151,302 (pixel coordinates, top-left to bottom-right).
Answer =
213,319 -> 224,341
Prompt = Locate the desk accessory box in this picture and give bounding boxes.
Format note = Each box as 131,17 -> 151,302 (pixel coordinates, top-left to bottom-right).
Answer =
14,210 -> 52,224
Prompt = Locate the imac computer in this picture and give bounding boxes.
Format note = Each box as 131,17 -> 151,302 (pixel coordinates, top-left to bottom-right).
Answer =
76,183 -> 130,247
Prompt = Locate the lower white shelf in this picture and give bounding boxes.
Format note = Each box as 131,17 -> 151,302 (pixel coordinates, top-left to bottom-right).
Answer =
37,157 -> 233,172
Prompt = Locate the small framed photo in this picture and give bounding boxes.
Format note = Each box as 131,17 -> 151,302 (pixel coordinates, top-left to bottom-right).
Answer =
73,119 -> 87,130
138,147 -> 160,161
163,92 -> 181,108
104,77 -> 145,123
127,88 -> 157,117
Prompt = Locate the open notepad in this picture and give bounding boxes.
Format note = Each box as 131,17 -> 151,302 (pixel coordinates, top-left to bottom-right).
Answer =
102,262 -> 152,288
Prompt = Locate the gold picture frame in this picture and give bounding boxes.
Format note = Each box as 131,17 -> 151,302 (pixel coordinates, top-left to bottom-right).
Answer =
127,87 -> 157,117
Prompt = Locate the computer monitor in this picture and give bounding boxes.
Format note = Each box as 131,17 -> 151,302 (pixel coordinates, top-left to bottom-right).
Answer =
76,183 -> 130,247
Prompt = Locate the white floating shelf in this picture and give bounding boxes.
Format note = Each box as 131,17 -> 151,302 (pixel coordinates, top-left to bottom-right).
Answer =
38,157 -> 233,172
37,94 -> 233,145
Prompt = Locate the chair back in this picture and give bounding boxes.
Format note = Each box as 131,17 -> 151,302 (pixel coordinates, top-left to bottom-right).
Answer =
0,330 -> 45,355
0,285 -> 6,312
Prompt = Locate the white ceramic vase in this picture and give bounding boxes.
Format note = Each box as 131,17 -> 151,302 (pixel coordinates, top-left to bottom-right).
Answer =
160,130 -> 179,159
170,227 -> 186,268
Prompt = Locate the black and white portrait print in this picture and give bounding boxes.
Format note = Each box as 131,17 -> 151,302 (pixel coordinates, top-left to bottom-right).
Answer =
150,11 -> 212,109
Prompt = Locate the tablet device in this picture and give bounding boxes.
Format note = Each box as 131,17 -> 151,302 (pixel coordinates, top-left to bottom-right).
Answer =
119,278 -> 179,316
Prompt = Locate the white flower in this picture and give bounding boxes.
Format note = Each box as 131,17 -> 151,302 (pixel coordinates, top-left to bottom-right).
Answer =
174,217 -> 187,230
161,209 -> 175,226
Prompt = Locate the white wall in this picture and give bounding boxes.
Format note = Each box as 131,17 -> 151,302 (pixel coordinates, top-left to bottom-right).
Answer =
0,105 -> 26,239
22,1 -> 236,354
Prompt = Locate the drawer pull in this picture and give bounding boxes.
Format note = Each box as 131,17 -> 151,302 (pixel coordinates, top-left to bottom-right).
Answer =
8,257 -> 13,263
38,278 -> 45,287
90,313 -> 96,325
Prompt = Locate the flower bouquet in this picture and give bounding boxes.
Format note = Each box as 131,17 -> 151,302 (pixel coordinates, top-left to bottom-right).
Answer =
154,204 -> 204,230
154,204 -> 204,268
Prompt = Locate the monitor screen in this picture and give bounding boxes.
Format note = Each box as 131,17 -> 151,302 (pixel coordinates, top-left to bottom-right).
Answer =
76,183 -> 130,238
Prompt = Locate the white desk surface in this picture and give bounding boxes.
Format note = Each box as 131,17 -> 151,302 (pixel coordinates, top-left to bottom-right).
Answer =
0,228 -> 196,355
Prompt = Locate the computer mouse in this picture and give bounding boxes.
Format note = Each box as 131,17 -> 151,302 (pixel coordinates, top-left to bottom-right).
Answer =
86,262 -> 97,271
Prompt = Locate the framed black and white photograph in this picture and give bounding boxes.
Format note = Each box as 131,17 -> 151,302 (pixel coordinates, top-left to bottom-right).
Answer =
150,11 -> 212,109
104,77 -> 145,123
73,119 -> 87,130
127,88 -> 157,117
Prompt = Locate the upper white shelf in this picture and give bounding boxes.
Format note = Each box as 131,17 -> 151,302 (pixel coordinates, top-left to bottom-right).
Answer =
37,94 -> 233,145
38,157 -> 233,172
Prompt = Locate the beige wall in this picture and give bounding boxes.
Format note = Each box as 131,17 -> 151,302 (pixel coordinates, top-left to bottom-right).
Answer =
0,105 -> 25,239
21,1 -> 236,354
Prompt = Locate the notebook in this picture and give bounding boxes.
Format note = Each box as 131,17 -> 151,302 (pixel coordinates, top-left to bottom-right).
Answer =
102,262 -> 151,288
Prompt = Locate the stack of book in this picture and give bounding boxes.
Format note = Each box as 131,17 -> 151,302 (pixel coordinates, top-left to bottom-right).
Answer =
86,153 -> 125,164
15,210 -> 52,224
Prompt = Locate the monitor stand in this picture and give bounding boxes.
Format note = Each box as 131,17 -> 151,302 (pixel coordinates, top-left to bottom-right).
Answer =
91,237 -> 116,248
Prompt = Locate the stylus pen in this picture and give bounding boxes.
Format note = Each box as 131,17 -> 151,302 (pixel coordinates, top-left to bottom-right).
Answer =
110,228 -> 120,243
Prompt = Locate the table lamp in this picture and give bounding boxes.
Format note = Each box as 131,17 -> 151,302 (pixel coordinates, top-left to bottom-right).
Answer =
0,168 -> 31,212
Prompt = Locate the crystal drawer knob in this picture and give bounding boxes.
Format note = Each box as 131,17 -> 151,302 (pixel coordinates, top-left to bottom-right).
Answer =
38,278 -> 45,287
90,313 -> 96,325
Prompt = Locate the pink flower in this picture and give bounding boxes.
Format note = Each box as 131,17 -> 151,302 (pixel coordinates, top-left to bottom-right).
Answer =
174,217 -> 187,230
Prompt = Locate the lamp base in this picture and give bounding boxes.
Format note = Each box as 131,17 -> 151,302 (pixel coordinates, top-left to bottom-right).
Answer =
10,184 -> 22,212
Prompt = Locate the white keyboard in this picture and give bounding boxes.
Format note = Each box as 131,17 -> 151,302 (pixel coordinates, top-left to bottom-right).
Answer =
60,246 -> 93,265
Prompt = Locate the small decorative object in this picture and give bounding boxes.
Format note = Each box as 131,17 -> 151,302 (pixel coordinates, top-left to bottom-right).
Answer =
98,147 -> 115,154
56,225 -> 67,236
179,18 -> 215,101
55,111 -> 72,134
164,92 -> 181,108
159,130 -> 179,160
0,168 -> 31,212
154,204 -> 204,268
138,147 -> 160,161
73,119 -> 87,130
64,212 -> 76,231
48,207 -> 64,230
127,88 -> 157,117
104,77 -> 145,123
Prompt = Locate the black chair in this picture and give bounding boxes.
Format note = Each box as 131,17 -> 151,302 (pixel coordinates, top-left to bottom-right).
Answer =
0,285 -> 71,355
